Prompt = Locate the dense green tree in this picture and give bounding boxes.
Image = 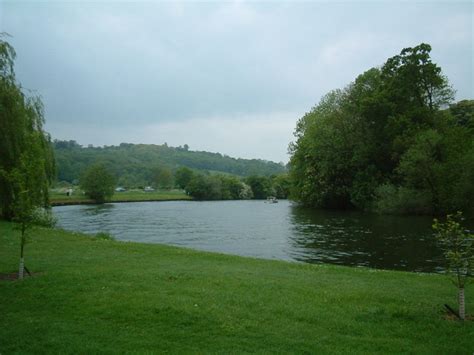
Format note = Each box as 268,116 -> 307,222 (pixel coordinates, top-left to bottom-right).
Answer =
152,166 -> 174,189
183,173 -> 255,201
185,174 -> 222,200
271,174 -> 291,199
220,175 -> 244,200
289,43 -> 471,215
175,167 -> 195,189
449,100 -> 474,130
245,176 -> 274,199
0,35 -> 55,220
380,43 -> 453,113
289,90 -> 360,208
80,164 -> 116,203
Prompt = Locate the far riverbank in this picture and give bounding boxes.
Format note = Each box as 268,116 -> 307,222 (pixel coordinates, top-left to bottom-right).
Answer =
50,189 -> 192,206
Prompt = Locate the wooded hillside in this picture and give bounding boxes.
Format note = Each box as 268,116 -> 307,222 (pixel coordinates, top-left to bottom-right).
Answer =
54,141 -> 286,187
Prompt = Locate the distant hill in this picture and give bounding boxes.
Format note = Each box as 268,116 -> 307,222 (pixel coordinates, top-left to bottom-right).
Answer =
53,141 -> 286,186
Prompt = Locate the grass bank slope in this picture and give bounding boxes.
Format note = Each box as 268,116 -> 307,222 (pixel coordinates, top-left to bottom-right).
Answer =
0,222 -> 472,353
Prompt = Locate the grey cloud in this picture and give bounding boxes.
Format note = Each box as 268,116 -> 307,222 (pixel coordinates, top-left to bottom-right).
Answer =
1,1 -> 472,161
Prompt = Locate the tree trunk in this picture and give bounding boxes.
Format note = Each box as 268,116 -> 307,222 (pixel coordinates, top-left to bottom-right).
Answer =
19,227 -> 25,280
458,287 -> 465,320
18,257 -> 24,280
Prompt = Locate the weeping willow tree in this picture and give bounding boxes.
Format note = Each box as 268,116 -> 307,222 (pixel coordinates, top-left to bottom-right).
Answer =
0,34 -> 55,278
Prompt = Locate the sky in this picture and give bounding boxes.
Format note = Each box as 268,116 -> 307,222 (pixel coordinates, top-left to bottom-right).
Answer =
0,1 -> 472,163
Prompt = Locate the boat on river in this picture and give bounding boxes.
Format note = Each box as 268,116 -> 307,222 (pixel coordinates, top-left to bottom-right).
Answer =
265,196 -> 278,203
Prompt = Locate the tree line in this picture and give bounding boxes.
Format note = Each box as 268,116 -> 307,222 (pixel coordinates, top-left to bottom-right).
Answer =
79,163 -> 290,202
54,140 -> 286,187
174,167 -> 290,200
289,44 -> 473,216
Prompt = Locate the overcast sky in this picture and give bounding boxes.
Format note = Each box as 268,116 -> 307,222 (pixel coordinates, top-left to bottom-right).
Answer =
1,1 -> 472,162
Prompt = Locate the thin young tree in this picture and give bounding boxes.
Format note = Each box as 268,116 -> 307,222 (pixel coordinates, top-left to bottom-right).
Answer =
5,145 -> 45,279
433,212 -> 473,320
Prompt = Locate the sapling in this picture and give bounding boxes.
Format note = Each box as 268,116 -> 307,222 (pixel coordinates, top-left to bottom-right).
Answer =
13,188 -> 35,280
433,212 -> 473,320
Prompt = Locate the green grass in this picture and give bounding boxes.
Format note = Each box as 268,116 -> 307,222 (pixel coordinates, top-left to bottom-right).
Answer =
50,188 -> 191,205
0,221 -> 473,353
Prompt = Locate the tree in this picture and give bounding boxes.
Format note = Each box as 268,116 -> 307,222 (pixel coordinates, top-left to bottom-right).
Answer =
0,35 -> 55,220
80,164 -> 115,203
185,174 -> 222,200
4,141 -> 53,279
0,35 -> 55,277
152,166 -> 174,189
433,212 -> 473,320
239,183 -> 253,199
380,43 -> 453,113
271,174 -> 291,199
449,100 -> 474,130
288,43 -> 465,215
220,175 -> 244,200
245,175 -> 273,199
289,90 -> 360,208
175,167 -> 195,190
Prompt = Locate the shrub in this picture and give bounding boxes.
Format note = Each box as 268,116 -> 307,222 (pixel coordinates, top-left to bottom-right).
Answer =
31,208 -> 57,228
95,232 -> 115,241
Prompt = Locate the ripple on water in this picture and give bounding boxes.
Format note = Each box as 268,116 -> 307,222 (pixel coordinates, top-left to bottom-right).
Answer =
53,200 -> 451,273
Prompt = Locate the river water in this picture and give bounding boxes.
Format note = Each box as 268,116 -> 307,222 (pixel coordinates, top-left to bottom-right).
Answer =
53,200 -> 446,273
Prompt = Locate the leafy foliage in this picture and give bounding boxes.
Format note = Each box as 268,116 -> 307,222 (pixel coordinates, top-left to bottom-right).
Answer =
0,35 -> 55,278
0,35 -> 55,220
245,176 -> 274,199
175,167 -> 195,189
80,164 -> 116,203
433,212 -> 473,289
95,232 -> 115,241
54,141 -> 286,187
449,100 -> 474,130
433,212 -> 473,320
180,172 -> 289,201
289,43 -> 473,215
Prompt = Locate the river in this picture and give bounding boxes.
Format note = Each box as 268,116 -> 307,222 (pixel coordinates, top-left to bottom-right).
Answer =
53,200 -> 445,273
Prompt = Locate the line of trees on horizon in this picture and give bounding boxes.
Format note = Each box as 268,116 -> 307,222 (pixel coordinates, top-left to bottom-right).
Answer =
75,163 -> 291,203
175,167 -> 291,200
53,140 -> 287,188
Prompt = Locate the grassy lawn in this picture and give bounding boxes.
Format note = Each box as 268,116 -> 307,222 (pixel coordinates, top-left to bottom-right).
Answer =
0,221 -> 473,353
50,188 -> 191,205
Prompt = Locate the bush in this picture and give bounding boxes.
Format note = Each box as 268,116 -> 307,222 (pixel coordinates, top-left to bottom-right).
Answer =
95,232 -> 115,241
31,208 -> 57,228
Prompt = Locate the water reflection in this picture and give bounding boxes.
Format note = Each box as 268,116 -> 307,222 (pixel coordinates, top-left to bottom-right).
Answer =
54,200 -> 451,273
288,206 -> 443,272
83,204 -> 115,216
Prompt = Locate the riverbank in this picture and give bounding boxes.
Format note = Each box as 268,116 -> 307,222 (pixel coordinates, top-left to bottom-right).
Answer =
50,189 -> 192,206
0,222 -> 472,353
